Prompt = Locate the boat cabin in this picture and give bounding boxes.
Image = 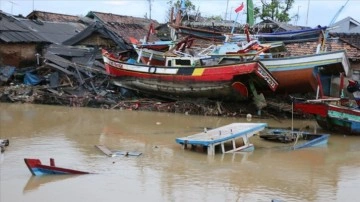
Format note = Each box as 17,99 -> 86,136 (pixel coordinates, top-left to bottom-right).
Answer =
165,56 -> 201,67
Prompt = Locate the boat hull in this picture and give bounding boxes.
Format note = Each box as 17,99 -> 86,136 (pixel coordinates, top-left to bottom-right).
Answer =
294,101 -> 360,135
24,158 -> 90,176
102,49 -> 278,101
261,50 -> 350,93
136,48 -> 349,95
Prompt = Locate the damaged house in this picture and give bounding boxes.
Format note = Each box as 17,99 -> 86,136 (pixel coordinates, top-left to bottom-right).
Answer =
0,11 -> 48,67
0,10 -> 88,67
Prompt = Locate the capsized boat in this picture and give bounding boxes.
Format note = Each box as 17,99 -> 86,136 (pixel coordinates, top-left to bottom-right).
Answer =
24,158 -> 91,176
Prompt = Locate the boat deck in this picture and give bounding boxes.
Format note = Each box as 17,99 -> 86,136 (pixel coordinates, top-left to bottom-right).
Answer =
176,123 -> 267,155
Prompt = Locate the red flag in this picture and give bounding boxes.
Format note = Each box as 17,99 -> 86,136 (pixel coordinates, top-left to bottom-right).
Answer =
235,2 -> 244,13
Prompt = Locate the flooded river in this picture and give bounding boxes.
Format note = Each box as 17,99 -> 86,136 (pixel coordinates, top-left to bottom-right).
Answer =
1,103 -> 360,202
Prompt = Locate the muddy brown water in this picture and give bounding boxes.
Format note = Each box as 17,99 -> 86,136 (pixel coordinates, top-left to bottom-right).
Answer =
1,103 -> 360,202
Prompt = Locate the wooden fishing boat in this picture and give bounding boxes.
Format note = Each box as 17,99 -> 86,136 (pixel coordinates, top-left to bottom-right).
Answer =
175,123 -> 267,155
261,50 -> 350,93
24,158 -> 91,176
256,26 -> 327,44
136,27 -> 349,95
170,20 -> 326,44
260,129 -> 330,150
102,49 -> 278,108
294,98 -> 360,135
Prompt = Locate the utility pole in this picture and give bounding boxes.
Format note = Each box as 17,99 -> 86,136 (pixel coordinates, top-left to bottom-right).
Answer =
224,0 -> 229,20
148,0 -> 152,19
8,1 -> 16,14
306,0 -> 310,26
295,5 -> 300,25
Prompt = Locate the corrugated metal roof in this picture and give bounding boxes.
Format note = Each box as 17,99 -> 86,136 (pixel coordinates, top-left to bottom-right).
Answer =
62,21 -> 133,51
26,10 -> 81,23
18,19 -> 87,44
0,11 -> 47,43
330,17 -> 360,34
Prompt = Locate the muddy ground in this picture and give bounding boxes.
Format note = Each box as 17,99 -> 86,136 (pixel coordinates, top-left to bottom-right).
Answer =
0,83 -> 312,122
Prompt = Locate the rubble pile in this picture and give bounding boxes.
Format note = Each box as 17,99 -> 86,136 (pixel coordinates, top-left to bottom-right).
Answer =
0,45 -> 297,119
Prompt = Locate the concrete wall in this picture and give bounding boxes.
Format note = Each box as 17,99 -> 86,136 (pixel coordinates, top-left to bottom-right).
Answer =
0,43 -> 38,67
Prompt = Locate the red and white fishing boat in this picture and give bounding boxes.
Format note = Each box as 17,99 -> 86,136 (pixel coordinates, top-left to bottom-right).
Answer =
102,49 -> 278,108
24,158 -> 91,176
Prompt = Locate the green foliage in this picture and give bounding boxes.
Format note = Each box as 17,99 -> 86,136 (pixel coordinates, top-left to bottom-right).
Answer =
257,0 -> 294,22
167,0 -> 196,13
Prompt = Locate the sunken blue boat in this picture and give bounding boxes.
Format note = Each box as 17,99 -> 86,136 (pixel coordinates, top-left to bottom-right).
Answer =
260,129 -> 329,150
292,133 -> 330,150
176,123 -> 267,155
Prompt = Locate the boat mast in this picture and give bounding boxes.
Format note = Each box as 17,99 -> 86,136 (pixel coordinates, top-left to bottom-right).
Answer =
306,0 -> 310,26
225,0 -> 230,20
321,0 -> 350,51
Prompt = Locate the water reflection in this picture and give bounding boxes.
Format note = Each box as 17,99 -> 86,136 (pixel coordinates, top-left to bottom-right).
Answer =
23,175 -> 79,193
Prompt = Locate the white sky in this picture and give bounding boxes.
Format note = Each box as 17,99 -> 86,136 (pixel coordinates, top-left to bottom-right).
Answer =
0,0 -> 359,27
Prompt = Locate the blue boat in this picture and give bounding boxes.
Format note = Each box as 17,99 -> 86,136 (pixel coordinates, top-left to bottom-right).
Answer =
176,123 -> 267,155
292,133 -> 329,150
260,129 -> 330,150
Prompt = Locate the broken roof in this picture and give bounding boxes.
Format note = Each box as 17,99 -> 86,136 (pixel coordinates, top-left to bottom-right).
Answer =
0,11 -> 47,43
26,10 -> 81,23
17,18 -> 87,44
86,11 -> 160,43
62,21 -> 133,51
255,19 -> 312,33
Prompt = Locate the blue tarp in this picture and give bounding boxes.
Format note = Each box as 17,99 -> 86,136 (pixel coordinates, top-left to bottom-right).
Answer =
0,66 -> 16,82
24,72 -> 42,85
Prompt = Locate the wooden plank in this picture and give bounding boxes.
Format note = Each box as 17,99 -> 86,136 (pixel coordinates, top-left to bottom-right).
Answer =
95,145 -> 142,157
95,145 -> 113,156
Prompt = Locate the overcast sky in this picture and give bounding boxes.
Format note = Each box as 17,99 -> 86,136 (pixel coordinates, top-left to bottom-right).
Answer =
0,0 -> 358,27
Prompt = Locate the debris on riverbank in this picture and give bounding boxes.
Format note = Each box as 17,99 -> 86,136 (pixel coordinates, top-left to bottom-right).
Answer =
0,82 -> 307,120
0,44 -> 309,120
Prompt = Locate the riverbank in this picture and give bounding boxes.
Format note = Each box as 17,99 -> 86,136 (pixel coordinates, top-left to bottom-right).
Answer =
0,83 -> 310,120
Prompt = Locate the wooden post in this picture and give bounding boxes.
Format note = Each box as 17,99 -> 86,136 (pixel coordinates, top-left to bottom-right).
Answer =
221,143 -> 225,154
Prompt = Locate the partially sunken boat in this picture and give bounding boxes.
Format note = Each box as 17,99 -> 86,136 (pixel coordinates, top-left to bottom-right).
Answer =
24,158 -> 91,176
175,123 -> 267,155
